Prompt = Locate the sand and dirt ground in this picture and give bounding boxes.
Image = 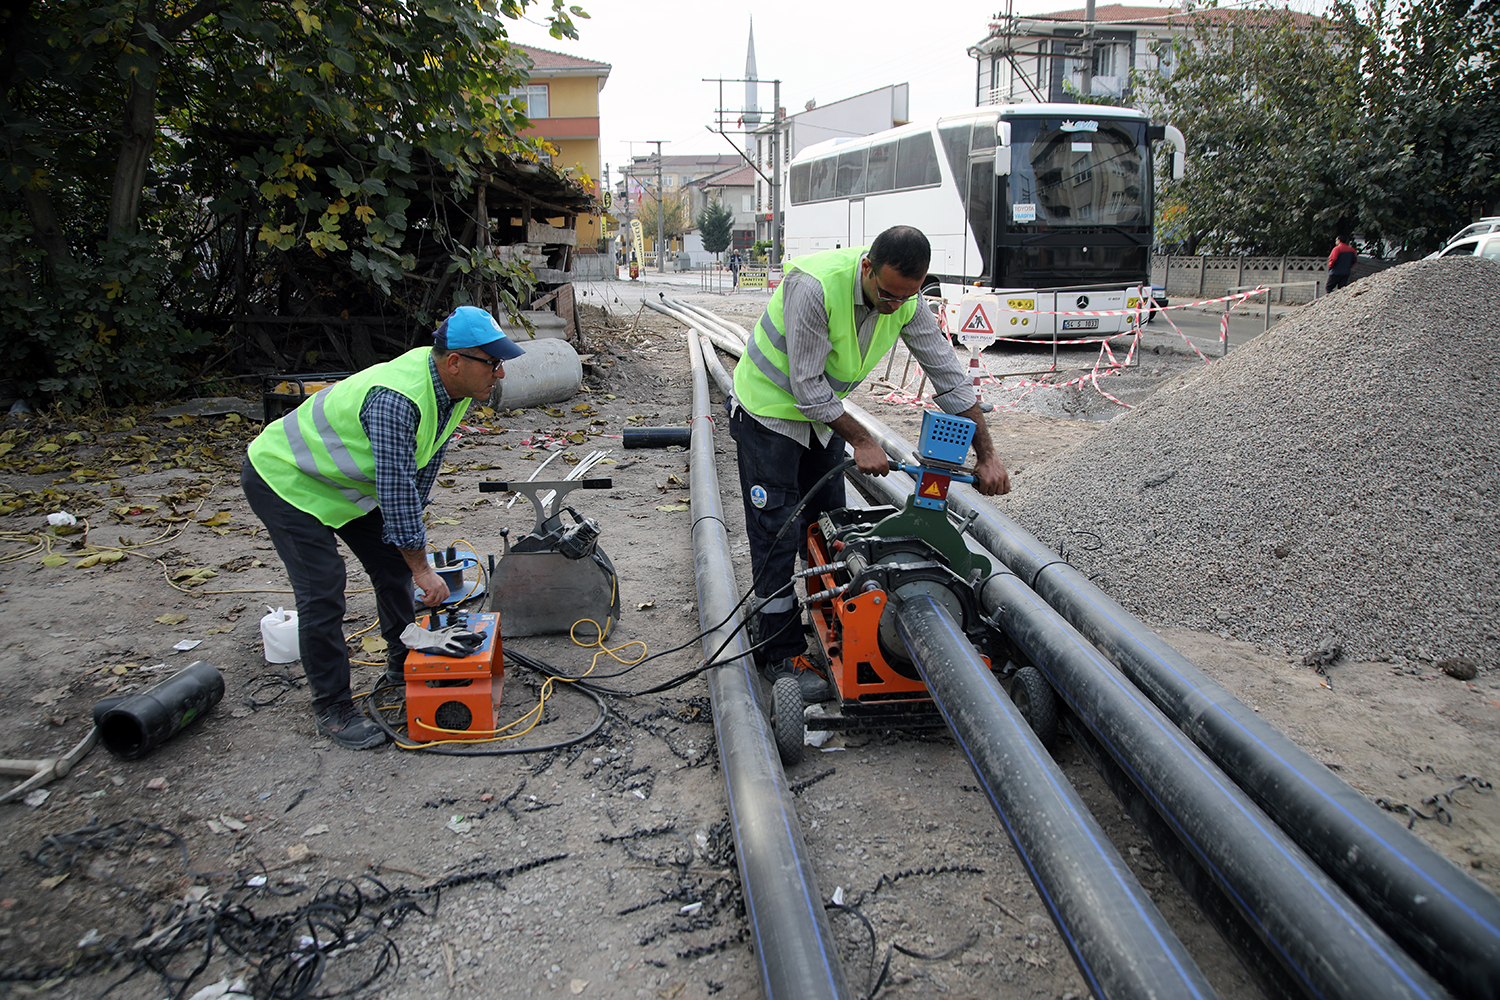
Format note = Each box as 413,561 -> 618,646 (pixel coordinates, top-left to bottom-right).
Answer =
0,268 -> 1495,1000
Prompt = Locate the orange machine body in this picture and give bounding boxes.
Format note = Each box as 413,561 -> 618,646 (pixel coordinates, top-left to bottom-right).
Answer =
404,612 -> 504,742
804,525 -> 987,706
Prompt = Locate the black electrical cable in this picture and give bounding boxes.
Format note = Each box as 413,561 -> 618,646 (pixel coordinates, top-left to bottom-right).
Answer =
517,457 -> 861,695
364,671 -> 610,757
510,611 -> 805,699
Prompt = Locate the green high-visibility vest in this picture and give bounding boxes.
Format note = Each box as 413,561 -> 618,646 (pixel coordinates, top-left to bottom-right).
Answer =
733,245 -> 920,423
248,348 -> 469,528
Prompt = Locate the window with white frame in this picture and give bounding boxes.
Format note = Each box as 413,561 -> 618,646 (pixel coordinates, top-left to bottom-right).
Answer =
507,84 -> 550,119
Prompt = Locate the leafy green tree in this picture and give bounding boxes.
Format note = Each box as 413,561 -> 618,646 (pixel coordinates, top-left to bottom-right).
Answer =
696,199 -> 734,258
633,193 -> 690,245
0,0 -> 588,408
1143,0 -> 1500,256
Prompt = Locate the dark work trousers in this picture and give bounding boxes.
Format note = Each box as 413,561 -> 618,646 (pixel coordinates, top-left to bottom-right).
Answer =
728,407 -> 847,668
241,458 -> 416,711
1327,271 -> 1352,293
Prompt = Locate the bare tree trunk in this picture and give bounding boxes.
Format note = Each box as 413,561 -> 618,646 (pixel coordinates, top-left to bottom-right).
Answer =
22,185 -> 73,288
106,28 -> 160,241
105,0 -> 222,239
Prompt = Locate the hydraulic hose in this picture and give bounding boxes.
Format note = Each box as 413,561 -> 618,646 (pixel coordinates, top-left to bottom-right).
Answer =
841,397 -> 1500,999
891,593 -> 1218,1000
686,329 -> 852,1000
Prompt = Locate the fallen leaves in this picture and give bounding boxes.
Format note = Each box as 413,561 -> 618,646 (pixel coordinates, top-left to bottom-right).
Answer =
170,567 -> 218,587
155,613 -> 188,625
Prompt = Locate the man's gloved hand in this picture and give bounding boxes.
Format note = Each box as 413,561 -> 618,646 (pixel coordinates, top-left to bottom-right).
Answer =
400,622 -> 485,657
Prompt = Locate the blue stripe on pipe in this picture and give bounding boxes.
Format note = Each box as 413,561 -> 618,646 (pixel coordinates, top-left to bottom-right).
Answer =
1054,573 -> 1500,941
905,597 -> 1213,1000
1004,583 -> 1442,1000
705,562 -> 843,997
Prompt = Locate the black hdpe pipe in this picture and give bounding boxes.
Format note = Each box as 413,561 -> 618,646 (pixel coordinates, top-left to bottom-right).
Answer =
623,426 -> 691,448
686,329 -> 851,1000
843,398 -> 1500,999
980,570 -> 1449,1000
1061,710 -> 1307,1000
854,460 -> 1447,998
96,661 -> 224,760
688,310 -> 1458,996
892,592 -> 1219,1000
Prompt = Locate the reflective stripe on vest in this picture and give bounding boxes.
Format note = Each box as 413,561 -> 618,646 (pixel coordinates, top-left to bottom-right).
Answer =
283,389 -> 376,513
248,348 -> 468,527
734,245 -> 919,423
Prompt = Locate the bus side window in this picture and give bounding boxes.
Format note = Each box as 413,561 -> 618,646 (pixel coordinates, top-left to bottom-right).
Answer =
939,123 -> 971,206
836,149 -> 867,198
790,162 -> 811,205
866,143 -> 896,193
895,133 -> 940,189
972,122 -> 996,151
809,157 -> 836,202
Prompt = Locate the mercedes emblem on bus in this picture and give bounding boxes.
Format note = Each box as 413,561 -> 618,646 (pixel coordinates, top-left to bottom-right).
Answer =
1076,295 -> 1090,309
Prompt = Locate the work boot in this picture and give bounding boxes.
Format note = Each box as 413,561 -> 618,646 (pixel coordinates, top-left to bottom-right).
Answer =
314,699 -> 387,750
766,656 -> 830,702
385,648 -> 408,686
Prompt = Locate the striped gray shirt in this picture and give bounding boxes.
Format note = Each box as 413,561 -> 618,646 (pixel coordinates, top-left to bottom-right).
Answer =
738,259 -> 976,447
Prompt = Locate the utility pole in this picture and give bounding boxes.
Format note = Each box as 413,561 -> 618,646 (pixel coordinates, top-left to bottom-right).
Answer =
702,75 -> 785,266
1080,0 -> 1095,99
771,80 -> 781,268
651,140 -> 665,273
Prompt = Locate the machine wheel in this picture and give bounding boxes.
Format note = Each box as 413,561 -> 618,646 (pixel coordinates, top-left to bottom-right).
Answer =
771,676 -> 805,766
1009,666 -> 1058,747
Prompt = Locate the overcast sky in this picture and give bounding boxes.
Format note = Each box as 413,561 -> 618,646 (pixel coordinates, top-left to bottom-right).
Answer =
499,0 -> 1328,182
500,0 -> 1031,180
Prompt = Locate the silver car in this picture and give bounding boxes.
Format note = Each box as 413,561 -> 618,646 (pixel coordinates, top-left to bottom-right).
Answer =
1435,231 -> 1500,261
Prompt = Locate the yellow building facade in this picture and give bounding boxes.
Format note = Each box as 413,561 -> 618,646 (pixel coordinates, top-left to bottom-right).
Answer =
514,45 -> 612,250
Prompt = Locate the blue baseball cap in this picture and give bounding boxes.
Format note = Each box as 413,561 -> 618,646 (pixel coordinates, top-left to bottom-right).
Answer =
435,306 -> 526,361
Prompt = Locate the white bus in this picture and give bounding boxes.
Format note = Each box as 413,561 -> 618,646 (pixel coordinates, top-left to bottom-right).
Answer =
784,104 -> 1185,340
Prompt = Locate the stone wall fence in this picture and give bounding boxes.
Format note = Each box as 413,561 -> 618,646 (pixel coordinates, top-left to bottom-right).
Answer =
1152,253 -> 1403,305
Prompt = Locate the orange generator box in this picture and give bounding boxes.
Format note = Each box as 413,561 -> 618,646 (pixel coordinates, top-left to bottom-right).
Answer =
403,612 -> 504,742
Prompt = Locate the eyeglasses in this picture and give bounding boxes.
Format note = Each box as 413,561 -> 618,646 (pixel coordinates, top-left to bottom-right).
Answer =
873,281 -> 920,305
454,352 -> 504,373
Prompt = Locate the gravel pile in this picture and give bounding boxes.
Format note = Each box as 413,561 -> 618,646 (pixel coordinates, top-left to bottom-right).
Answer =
998,257 -> 1500,671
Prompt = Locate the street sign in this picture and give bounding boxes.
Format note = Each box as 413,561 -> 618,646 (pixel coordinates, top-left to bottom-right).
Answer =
955,295 -> 1000,347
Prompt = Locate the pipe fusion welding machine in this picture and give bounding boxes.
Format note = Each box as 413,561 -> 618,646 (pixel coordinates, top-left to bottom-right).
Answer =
773,410 -> 1056,764
393,478 -> 621,742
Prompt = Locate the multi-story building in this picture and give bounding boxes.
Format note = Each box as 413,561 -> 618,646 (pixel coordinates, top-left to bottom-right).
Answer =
511,44 -> 611,250
688,164 -> 757,252
745,84 -> 911,249
969,4 -> 1317,108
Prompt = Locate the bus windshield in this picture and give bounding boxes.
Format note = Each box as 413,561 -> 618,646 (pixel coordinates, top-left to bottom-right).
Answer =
1006,117 -> 1149,230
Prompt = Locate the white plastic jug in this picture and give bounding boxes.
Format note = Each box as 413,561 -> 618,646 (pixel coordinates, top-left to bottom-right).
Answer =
260,606 -> 300,663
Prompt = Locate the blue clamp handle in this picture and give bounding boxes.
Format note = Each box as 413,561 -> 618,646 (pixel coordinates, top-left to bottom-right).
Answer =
889,460 -> 974,484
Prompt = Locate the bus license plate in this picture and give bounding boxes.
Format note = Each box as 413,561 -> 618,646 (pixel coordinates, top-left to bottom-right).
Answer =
1062,318 -> 1099,330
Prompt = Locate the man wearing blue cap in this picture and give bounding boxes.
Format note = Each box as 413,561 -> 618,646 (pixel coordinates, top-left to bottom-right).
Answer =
242,306 -> 525,749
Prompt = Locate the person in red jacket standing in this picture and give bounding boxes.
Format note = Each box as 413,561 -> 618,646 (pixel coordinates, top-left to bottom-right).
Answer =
1327,235 -> 1357,293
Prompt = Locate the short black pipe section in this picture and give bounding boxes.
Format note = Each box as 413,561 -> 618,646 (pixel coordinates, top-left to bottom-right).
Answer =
982,572 -> 1450,1000
97,661 -> 224,760
1061,710 -> 1307,1000
623,426 -> 691,449
686,330 -> 851,1000
892,592 -> 1219,1000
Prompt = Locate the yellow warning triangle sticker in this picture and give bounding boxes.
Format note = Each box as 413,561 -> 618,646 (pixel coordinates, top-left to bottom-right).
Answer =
921,480 -> 943,497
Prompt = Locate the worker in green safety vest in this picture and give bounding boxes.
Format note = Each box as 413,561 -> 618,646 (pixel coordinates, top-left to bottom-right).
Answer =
241,306 -> 524,750
729,226 -> 1010,699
